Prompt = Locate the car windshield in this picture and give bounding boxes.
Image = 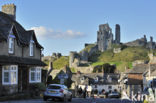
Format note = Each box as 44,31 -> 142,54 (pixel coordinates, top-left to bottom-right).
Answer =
112,92 -> 118,94
48,85 -> 61,89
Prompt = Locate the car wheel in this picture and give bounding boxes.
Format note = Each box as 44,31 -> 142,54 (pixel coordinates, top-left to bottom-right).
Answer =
68,95 -> 72,102
43,96 -> 48,101
61,95 -> 66,102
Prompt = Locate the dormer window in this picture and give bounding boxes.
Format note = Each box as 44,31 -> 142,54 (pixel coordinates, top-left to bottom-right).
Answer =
30,40 -> 34,56
8,34 -> 15,54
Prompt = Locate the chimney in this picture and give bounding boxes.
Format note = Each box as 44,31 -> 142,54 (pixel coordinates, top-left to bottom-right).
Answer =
2,4 -> 16,20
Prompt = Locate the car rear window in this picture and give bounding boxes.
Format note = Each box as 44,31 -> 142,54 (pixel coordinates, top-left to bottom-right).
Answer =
48,85 -> 61,89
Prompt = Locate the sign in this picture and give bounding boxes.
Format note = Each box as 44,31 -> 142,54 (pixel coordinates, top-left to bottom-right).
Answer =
58,74 -> 68,79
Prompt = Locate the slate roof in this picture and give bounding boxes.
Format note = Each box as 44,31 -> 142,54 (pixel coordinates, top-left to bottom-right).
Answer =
129,64 -> 156,74
129,64 -> 148,74
0,11 -> 43,48
0,55 -> 46,66
72,73 -> 120,85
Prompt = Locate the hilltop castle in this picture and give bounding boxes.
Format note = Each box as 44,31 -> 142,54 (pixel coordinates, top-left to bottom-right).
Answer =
97,24 -> 120,52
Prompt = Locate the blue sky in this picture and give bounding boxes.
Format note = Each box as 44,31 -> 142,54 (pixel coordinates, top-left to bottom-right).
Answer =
0,0 -> 156,56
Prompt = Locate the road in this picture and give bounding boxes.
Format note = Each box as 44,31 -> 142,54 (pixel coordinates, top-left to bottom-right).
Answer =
0,98 -> 143,103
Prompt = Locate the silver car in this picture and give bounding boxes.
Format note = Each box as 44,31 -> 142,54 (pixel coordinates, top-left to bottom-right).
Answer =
43,84 -> 72,101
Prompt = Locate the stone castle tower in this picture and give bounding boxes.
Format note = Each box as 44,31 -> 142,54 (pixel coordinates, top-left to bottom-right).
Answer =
115,24 -> 120,44
97,23 -> 121,52
2,4 -> 16,20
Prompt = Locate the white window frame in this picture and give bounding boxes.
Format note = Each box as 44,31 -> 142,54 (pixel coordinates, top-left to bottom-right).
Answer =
2,65 -> 18,85
29,40 -> 34,56
8,34 -> 15,54
29,67 -> 41,83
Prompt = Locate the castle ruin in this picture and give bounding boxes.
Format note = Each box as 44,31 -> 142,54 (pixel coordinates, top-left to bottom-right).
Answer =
97,23 -> 121,52
125,35 -> 156,49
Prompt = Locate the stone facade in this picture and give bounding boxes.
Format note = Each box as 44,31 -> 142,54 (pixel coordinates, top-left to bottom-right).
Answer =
113,48 -> 121,53
115,24 -> 120,44
0,4 -> 46,96
97,23 -> 121,52
0,34 -> 41,60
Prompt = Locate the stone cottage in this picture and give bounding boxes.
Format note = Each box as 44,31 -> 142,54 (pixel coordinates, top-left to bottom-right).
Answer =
71,73 -> 120,94
0,4 -> 46,96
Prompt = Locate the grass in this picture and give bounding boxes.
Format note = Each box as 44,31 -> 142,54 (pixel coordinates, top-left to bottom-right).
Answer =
80,44 -> 96,53
70,68 -> 76,73
53,56 -> 69,69
90,46 -> 150,72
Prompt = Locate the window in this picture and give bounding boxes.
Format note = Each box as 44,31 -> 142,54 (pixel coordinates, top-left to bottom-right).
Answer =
2,65 -> 18,85
94,77 -> 99,82
8,34 -> 15,54
29,39 -> 34,56
29,67 -> 41,83
108,85 -> 112,89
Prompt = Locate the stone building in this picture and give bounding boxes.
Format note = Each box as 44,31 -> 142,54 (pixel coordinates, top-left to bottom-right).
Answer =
0,4 -> 46,96
97,23 -> 121,52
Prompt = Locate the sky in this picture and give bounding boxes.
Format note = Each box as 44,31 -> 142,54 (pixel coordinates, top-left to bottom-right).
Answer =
0,0 -> 156,56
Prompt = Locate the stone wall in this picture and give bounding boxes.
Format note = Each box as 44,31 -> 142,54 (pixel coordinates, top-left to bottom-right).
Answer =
97,23 -> 120,52
0,65 -> 18,96
97,24 -> 113,52
74,66 -> 94,73
115,24 -> 120,44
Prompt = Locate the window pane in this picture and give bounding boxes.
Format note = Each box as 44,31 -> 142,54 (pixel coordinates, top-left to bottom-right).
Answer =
11,72 -> 16,84
36,72 -> 41,81
31,72 -> 35,81
9,37 -> 14,53
4,72 -> 9,83
30,43 -> 33,56
3,66 -> 9,70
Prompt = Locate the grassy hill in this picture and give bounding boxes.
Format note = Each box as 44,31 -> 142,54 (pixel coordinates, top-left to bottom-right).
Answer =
89,46 -> 150,72
43,45 -> 153,72
43,56 -> 69,70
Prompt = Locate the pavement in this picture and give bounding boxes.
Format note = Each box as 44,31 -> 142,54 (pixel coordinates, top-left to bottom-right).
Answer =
0,98 -> 143,103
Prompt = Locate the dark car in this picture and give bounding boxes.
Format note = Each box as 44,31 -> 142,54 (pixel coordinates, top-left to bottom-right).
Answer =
108,92 -> 120,98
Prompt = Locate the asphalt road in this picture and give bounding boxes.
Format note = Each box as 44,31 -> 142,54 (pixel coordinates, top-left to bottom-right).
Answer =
0,98 -> 143,103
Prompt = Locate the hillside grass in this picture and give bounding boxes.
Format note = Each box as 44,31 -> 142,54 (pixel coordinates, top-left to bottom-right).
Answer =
53,56 -> 69,69
80,44 -> 96,53
90,46 -> 150,72
43,56 -> 69,70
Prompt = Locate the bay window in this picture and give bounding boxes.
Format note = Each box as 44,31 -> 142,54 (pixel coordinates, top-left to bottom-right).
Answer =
29,67 -> 41,83
2,65 -> 18,85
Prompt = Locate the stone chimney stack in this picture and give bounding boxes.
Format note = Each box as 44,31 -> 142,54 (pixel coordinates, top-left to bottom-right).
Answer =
2,4 -> 16,20
115,24 -> 120,44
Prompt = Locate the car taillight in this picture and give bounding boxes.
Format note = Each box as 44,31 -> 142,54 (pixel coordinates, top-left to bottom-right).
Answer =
60,89 -> 64,93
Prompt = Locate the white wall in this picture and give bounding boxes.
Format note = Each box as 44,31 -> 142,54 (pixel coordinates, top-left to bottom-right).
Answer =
78,84 -> 120,93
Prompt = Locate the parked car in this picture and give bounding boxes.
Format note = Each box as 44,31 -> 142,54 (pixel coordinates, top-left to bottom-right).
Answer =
108,92 -> 120,98
43,84 -> 72,101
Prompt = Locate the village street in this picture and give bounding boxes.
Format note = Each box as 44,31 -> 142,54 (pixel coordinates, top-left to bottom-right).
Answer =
0,98 -> 143,103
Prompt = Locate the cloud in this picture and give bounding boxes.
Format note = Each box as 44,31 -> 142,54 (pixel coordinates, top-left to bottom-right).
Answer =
30,26 -> 85,39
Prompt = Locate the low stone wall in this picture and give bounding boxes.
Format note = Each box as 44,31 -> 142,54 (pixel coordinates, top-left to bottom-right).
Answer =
74,66 -> 94,73
0,85 -> 18,96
